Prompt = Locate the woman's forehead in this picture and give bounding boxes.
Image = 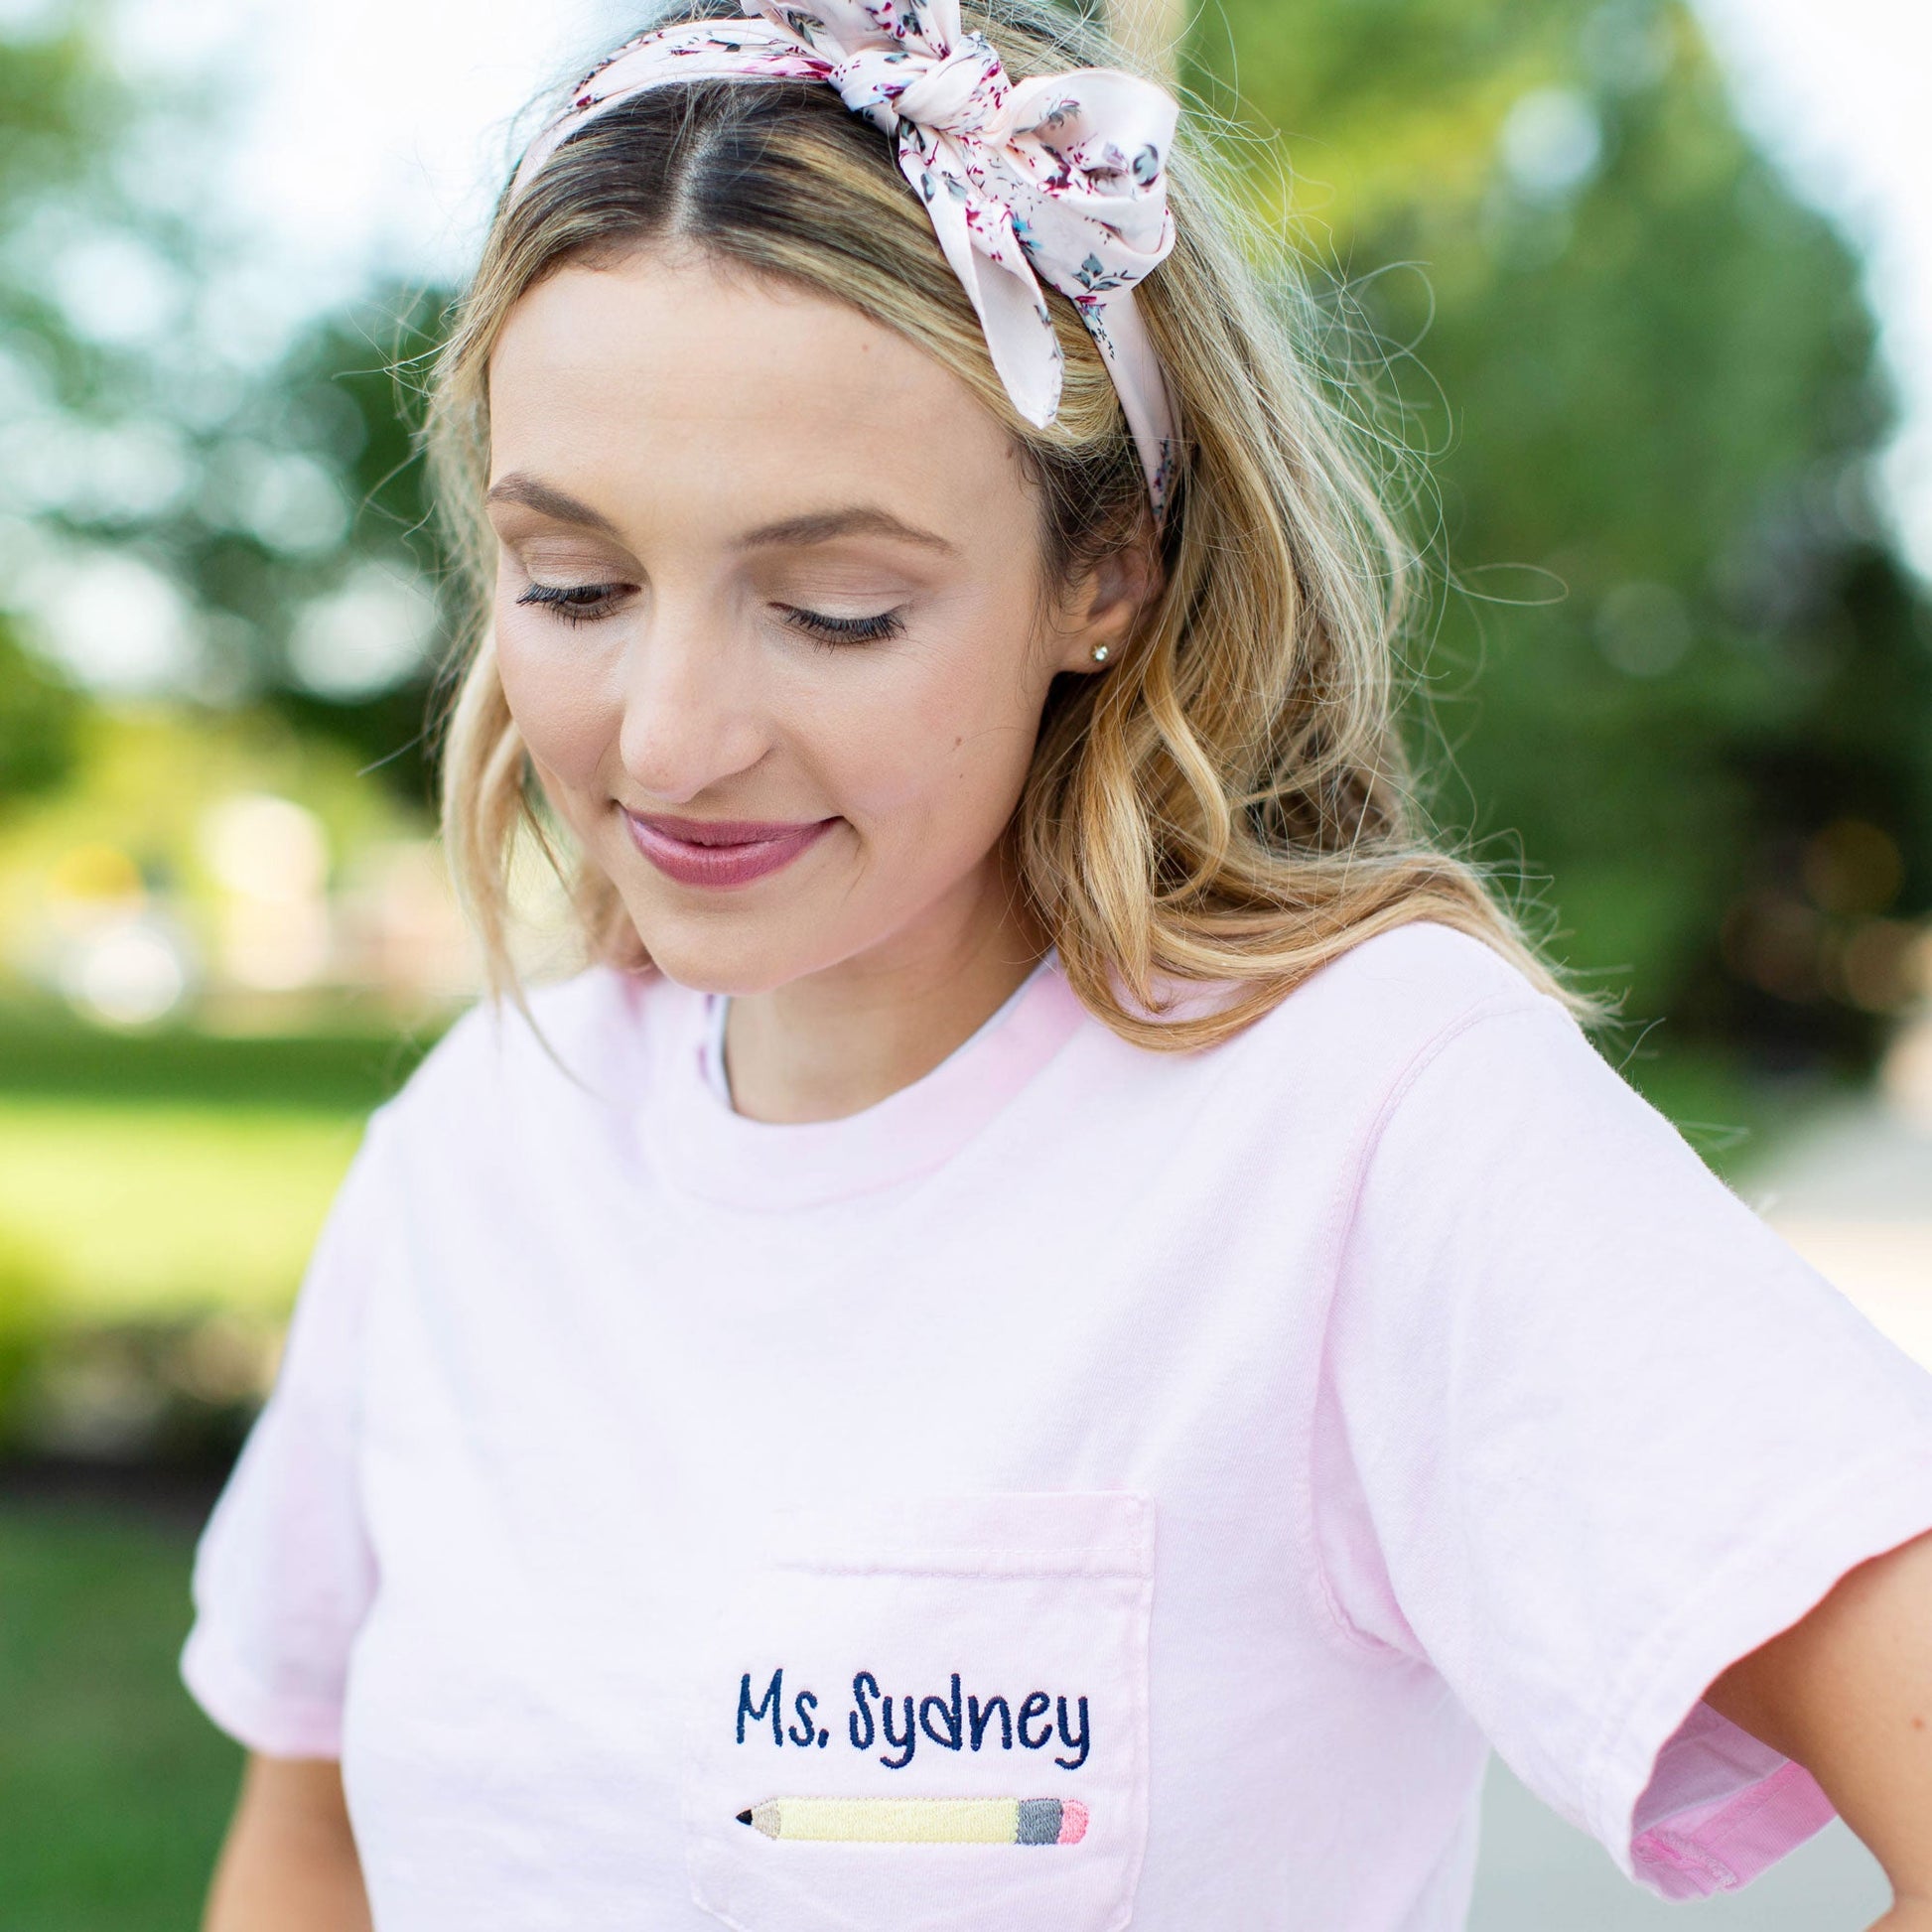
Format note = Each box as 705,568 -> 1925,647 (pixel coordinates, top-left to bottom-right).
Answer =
495,255 -> 965,420
485,252 -> 1026,548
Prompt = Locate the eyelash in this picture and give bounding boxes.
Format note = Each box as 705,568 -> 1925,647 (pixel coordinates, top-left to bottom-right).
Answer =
515,582 -> 626,626
514,583 -> 906,646
778,605 -> 905,647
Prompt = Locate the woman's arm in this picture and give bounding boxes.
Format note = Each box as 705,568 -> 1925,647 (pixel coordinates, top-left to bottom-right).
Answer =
204,1753 -> 371,1932
1706,1526 -> 1932,1929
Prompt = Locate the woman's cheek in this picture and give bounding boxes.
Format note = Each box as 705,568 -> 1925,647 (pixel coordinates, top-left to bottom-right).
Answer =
843,694 -> 1029,876
495,614 -> 616,793
846,664 -> 966,791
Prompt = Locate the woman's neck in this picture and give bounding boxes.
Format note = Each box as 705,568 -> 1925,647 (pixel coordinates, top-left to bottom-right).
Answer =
719,860 -> 1048,1126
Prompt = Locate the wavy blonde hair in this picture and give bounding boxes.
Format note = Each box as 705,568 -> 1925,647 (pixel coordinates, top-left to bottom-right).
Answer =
428,0 -> 1619,1048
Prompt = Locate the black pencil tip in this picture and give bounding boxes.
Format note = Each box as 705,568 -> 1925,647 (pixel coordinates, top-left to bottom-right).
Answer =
736,1809 -> 754,1826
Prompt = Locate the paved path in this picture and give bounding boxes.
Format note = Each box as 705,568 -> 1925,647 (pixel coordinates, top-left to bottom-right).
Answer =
1745,1010 -> 1932,1368
1465,1006 -> 1932,1928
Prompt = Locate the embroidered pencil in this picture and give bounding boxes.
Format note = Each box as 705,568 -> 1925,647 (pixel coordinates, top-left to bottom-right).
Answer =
736,1795 -> 1089,1846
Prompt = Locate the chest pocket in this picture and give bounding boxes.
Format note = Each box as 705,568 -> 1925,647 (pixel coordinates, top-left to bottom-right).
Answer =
680,1490 -> 1155,1932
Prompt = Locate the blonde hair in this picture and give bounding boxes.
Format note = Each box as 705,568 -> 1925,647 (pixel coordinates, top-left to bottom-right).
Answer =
428,0 -> 1621,1048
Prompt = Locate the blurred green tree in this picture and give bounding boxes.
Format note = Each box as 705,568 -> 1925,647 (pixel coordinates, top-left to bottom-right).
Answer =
0,618 -> 81,807
0,13 -> 117,809
1191,0 -> 1932,1069
152,288 -> 457,812
0,7 -> 454,812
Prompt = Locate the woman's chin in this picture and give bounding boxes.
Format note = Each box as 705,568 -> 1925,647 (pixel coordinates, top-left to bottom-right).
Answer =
623,912 -> 839,1000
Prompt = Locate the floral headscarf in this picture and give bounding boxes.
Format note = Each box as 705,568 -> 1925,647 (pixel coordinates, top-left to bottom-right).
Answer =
512,0 -> 1181,515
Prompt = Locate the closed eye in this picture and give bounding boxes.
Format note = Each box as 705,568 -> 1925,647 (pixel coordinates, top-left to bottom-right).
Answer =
778,605 -> 906,646
516,582 -> 631,625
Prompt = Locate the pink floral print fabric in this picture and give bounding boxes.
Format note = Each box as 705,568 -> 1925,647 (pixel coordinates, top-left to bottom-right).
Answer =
511,0 -> 1181,514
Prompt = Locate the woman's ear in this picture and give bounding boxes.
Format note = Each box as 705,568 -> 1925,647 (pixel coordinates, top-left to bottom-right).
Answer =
1050,523 -> 1165,675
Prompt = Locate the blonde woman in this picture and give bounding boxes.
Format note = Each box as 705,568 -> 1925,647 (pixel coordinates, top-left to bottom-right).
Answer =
182,2 -> 1932,1926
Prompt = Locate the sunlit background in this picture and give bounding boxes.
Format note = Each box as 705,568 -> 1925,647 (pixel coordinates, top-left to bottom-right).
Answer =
0,0 -> 1927,1924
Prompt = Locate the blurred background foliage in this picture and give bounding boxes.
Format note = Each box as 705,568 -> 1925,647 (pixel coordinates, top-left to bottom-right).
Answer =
1192,0 -> 1931,1071
0,0 -> 1928,1454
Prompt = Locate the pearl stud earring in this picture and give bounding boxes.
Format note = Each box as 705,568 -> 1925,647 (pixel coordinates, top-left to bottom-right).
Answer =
1090,644 -> 1111,664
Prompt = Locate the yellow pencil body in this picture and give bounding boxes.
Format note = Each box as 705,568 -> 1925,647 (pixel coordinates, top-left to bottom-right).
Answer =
739,1795 -> 1088,1846
758,1796 -> 1017,1843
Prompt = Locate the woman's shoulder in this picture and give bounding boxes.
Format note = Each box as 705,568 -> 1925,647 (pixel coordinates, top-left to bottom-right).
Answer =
1219,915 -> 1572,1076
1085,917 -> 1592,1163
1304,914 -> 1553,1010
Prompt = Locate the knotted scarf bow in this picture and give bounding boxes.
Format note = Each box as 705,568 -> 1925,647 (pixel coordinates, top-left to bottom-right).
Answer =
511,0 -> 1181,514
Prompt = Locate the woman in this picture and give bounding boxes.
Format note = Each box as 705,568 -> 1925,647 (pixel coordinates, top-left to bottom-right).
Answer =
184,1 -> 1932,1925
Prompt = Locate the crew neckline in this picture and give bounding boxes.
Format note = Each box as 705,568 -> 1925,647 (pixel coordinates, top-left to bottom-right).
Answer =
696,960 -> 1046,1111
643,953 -> 1088,1210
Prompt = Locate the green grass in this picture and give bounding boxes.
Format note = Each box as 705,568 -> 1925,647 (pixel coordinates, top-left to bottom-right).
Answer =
0,1003 -> 438,1111
0,1502 -> 239,1929
0,1099 -> 365,1324
0,1005 -> 432,1335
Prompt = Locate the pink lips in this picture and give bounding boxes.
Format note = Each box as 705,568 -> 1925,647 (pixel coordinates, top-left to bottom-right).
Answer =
623,810 -> 836,889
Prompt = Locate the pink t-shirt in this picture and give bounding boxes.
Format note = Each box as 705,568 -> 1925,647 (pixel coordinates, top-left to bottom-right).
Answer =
181,919 -> 1932,1930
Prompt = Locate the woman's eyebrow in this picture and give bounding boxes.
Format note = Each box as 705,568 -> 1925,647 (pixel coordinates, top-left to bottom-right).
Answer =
734,506 -> 955,554
484,480 -> 953,556
484,473 -> 621,537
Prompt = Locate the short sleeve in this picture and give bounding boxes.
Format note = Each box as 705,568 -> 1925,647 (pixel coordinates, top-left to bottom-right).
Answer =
179,1105 -> 398,1759
1316,994 -> 1932,1900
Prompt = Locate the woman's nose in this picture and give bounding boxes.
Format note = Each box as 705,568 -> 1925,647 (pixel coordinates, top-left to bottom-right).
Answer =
614,606 -> 771,805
